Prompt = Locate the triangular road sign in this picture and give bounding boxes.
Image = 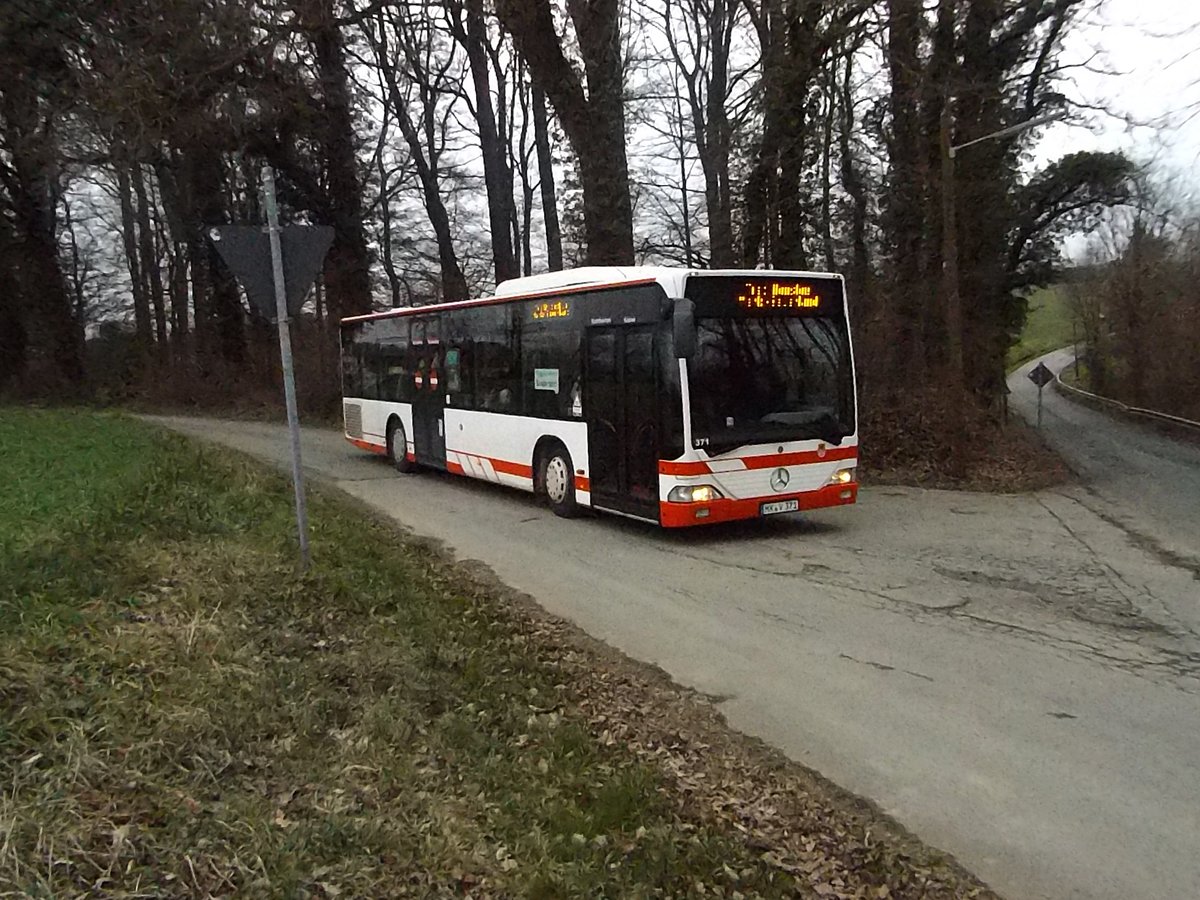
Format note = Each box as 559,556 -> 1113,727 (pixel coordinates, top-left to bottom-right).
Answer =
210,225 -> 335,320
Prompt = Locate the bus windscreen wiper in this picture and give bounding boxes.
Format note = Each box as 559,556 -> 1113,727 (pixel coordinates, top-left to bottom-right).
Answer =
759,411 -> 846,445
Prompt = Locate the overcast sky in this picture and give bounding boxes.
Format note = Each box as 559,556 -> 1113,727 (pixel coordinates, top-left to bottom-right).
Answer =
1034,0 -> 1200,181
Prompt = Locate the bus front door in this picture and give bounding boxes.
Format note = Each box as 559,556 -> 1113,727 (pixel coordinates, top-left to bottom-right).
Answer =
412,346 -> 447,469
585,326 -> 660,521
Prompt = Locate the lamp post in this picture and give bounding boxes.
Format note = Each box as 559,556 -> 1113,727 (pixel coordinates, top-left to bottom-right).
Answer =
941,108 -> 1066,390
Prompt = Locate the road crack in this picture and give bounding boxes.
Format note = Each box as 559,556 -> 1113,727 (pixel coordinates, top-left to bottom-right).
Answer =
1034,495 -> 1178,636
839,653 -> 934,682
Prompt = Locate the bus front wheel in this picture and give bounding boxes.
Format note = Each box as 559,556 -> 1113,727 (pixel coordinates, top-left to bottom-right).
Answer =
387,419 -> 417,474
539,444 -> 578,518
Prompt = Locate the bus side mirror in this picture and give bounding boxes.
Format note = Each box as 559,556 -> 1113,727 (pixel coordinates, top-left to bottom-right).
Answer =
673,300 -> 696,361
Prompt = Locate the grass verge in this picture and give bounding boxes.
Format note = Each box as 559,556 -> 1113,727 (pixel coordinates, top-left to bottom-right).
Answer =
1,409 -> 994,898
1007,286 -> 1074,371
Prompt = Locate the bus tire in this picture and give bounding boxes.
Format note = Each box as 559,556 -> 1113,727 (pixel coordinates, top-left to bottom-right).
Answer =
539,444 -> 578,518
387,418 -> 417,474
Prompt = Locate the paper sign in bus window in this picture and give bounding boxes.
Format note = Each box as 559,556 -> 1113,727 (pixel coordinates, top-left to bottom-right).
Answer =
534,368 -> 560,392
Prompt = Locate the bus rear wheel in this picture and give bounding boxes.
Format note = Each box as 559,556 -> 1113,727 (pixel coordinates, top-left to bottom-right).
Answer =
539,444 -> 578,518
387,419 -> 417,474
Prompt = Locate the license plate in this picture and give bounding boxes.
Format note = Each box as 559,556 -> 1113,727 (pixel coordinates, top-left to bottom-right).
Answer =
760,499 -> 799,516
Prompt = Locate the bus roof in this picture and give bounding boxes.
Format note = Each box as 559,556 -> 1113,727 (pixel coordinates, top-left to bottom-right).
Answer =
339,265 -> 844,326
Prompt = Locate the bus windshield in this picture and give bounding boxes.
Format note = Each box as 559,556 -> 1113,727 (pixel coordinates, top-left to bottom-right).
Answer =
688,316 -> 854,455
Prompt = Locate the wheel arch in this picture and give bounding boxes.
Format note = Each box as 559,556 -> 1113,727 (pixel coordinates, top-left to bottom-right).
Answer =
532,435 -> 569,492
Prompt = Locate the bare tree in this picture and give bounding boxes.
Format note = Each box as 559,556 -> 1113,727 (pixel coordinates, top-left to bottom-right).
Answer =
530,84 -> 563,271
660,0 -> 746,267
363,3 -> 470,301
446,0 -> 520,284
497,0 -> 635,265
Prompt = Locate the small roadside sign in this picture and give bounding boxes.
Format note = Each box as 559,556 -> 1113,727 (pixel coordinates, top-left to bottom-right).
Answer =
1028,361 -> 1055,429
1028,362 -> 1055,388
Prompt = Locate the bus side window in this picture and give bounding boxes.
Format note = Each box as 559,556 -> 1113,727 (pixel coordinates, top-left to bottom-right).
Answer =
445,344 -> 471,407
474,308 -> 518,412
376,319 -> 408,403
359,322 -> 383,400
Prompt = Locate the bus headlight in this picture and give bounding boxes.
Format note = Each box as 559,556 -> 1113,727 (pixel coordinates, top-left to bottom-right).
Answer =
668,484 -> 724,503
829,467 -> 856,485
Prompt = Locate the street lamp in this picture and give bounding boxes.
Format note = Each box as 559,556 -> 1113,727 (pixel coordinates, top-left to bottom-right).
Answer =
940,108 -> 1067,389
947,111 -> 1067,159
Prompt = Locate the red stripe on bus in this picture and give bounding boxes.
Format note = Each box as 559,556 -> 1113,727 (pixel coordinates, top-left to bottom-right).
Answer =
452,452 -> 586,491
741,446 -> 857,469
490,457 -> 534,479
450,451 -> 535,481
348,437 -> 387,456
659,446 -> 857,476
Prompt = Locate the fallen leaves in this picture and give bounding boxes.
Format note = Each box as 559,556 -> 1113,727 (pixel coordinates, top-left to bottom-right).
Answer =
469,573 -> 1001,900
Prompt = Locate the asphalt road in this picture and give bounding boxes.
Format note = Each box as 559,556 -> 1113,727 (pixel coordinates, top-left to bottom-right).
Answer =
150,409 -> 1200,900
1011,348 -> 1200,574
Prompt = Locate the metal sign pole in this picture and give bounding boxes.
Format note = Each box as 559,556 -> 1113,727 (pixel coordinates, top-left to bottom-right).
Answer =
262,165 -> 311,569
1037,384 -> 1044,429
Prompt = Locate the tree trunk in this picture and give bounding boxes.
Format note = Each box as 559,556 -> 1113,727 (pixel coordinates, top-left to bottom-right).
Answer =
919,0 -> 956,370
133,165 -> 168,347
820,65 -> 836,272
168,240 -> 190,346
183,146 -> 243,363
515,72 -> 535,275
956,0 -> 1010,398
531,85 -> 563,271
453,0 -> 519,284
0,227 -> 27,388
155,155 -> 192,348
373,100 -> 403,308
704,0 -> 736,267
838,45 -> 870,305
498,0 -> 634,265
310,7 -> 373,318
672,92 -> 693,265
885,0 -> 926,377
116,162 -> 153,352
1,82 -> 83,386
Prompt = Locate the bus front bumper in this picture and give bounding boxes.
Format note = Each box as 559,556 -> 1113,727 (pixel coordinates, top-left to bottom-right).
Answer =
659,482 -> 858,528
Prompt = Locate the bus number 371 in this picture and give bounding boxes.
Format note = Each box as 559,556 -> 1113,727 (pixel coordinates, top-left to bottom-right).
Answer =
340,265 -> 859,528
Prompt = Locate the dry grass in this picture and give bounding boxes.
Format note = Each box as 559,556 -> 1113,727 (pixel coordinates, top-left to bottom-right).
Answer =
0,409 -> 995,898
858,388 -> 1070,492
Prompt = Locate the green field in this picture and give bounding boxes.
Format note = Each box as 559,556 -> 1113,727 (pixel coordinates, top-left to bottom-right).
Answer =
0,410 -> 796,897
1008,285 -> 1076,370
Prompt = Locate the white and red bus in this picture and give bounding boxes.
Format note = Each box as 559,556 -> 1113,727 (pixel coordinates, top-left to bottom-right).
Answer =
340,266 -> 858,527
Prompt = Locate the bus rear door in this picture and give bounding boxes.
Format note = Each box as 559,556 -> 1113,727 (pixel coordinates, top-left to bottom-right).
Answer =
411,343 -> 446,469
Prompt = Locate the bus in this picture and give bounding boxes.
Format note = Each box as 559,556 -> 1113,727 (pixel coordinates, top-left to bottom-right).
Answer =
339,266 -> 858,527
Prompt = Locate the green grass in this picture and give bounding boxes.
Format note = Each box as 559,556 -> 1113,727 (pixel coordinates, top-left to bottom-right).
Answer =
0,409 -> 801,897
1008,285 -> 1077,370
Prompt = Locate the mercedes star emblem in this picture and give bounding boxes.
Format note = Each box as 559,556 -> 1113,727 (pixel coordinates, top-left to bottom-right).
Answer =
770,467 -> 790,492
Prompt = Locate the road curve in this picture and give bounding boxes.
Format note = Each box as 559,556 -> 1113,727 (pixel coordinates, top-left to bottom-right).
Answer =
1009,349 -> 1200,578
149,413 -> 1200,900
